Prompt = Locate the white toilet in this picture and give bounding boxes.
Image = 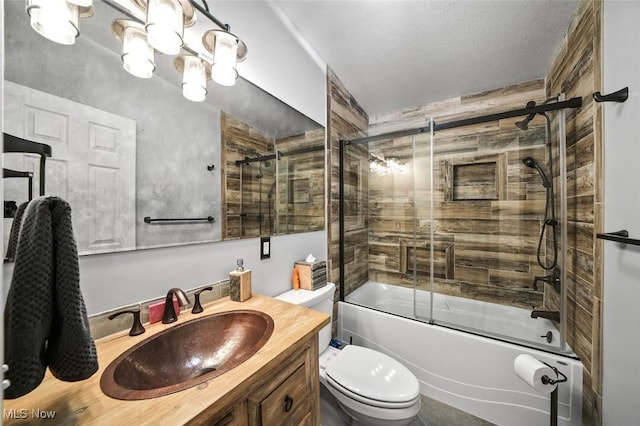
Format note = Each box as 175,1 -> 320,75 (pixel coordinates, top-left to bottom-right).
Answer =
276,282 -> 422,426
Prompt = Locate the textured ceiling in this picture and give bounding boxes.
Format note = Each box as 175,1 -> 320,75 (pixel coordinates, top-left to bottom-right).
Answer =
274,0 -> 579,117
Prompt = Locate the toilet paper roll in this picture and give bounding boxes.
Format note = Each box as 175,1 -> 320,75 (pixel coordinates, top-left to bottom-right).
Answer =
513,354 -> 557,394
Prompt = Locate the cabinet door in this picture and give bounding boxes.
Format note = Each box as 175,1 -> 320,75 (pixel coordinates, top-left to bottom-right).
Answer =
248,344 -> 316,426
259,364 -> 310,425
187,400 -> 248,426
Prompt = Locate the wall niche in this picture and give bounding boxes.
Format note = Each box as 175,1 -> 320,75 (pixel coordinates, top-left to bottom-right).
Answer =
444,154 -> 507,201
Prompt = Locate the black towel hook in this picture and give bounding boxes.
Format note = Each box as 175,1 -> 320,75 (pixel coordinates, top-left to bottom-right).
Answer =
593,87 -> 628,103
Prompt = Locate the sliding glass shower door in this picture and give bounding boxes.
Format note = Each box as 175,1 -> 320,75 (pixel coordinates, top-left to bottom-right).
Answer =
239,159 -> 275,237
366,125 -> 434,321
341,98 -> 574,355
410,126 -> 435,322
418,108 -> 569,354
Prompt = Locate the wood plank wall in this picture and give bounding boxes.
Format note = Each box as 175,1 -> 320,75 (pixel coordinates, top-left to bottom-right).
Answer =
327,69 -> 369,300
546,1 -> 602,424
274,129 -> 326,235
221,113 -> 275,239
327,2 -> 601,423
222,114 -> 325,239
367,81 -> 553,309
364,1 -> 603,417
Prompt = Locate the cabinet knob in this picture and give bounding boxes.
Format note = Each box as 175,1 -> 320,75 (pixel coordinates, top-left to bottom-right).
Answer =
284,395 -> 294,413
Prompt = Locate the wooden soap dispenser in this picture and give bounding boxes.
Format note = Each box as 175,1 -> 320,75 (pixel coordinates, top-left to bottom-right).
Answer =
229,258 -> 252,302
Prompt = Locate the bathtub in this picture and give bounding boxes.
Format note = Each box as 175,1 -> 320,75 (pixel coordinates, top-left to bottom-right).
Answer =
340,282 -> 583,426
347,281 -> 575,354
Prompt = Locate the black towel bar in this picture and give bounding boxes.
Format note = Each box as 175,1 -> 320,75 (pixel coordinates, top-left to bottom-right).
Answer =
144,216 -> 215,223
3,133 -> 52,197
3,168 -> 34,201
596,230 -> 640,246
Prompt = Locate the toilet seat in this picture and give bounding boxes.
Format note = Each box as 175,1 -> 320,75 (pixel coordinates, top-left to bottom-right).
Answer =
324,345 -> 421,409
326,375 -> 421,409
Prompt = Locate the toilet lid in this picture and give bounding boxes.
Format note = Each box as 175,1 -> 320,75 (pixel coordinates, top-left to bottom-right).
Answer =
325,345 -> 420,405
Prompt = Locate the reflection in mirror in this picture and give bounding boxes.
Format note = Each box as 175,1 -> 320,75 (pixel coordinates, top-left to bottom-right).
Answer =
222,115 -> 325,239
3,0 -> 325,258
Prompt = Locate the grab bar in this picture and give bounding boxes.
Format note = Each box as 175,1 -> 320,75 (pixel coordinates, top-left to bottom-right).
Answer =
144,216 -> 215,224
596,230 -> 640,246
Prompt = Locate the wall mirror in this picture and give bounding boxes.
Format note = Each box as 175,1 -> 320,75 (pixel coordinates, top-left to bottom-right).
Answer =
3,0 -> 325,258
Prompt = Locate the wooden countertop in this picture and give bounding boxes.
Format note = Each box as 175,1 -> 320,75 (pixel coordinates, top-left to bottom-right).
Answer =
3,294 -> 329,425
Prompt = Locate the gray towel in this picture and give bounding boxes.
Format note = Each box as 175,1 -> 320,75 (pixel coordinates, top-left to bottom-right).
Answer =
4,196 -> 98,399
5,201 -> 29,262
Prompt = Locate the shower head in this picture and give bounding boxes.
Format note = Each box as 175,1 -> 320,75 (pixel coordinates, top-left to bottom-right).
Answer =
522,156 -> 537,168
516,101 -> 537,130
522,157 -> 551,188
515,115 -> 534,130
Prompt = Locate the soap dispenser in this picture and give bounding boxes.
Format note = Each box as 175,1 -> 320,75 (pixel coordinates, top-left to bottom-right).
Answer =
229,259 -> 252,302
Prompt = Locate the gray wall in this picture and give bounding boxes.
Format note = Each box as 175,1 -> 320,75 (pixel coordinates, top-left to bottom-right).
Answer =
3,231 -> 326,314
602,1 -> 640,423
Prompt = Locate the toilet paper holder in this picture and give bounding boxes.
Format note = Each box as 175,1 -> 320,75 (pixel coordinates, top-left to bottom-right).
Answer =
540,361 -> 568,426
540,361 -> 568,386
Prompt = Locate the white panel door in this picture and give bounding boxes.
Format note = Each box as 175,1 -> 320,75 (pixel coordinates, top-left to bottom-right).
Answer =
602,1 -> 640,424
3,81 -> 136,254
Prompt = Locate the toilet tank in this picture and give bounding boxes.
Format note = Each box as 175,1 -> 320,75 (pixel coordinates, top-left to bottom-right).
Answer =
276,282 -> 336,351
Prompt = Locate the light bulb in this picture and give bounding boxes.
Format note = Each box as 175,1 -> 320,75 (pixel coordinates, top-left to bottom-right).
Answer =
26,0 -> 80,45
212,33 -> 238,86
67,0 -> 92,6
122,24 -> 155,79
181,56 -> 208,102
145,0 -> 184,55
203,30 -> 245,87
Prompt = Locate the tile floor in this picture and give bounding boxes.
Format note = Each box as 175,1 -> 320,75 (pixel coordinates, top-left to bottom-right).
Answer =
320,384 -> 495,426
415,396 -> 495,426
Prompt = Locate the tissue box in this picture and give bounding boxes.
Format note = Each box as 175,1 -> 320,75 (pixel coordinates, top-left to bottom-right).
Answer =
295,260 -> 327,291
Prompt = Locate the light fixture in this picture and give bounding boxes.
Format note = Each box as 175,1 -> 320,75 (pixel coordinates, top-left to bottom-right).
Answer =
174,55 -> 211,102
25,0 -> 94,46
68,0 -> 93,6
202,29 -> 247,87
26,0 -> 248,101
112,19 -> 156,79
134,0 -> 196,55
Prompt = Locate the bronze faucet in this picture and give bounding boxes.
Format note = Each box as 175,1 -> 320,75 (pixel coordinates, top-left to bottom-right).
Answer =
108,309 -> 145,336
530,310 -> 560,322
192,286 -> 213,314
162,288 -> 190,324
532,268 -> 561,292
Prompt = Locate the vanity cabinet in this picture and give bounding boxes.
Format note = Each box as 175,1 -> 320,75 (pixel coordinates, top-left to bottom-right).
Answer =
189,333 -> 320,426
2,295 -> 328,426
248,342 -> 315,425
195,401 -> 249,426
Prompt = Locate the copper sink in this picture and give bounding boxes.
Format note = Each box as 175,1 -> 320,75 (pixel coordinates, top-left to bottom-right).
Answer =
100,310 -> 274,400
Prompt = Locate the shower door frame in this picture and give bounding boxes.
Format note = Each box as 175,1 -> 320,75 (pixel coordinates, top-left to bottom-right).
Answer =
338,96 -> 582,348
